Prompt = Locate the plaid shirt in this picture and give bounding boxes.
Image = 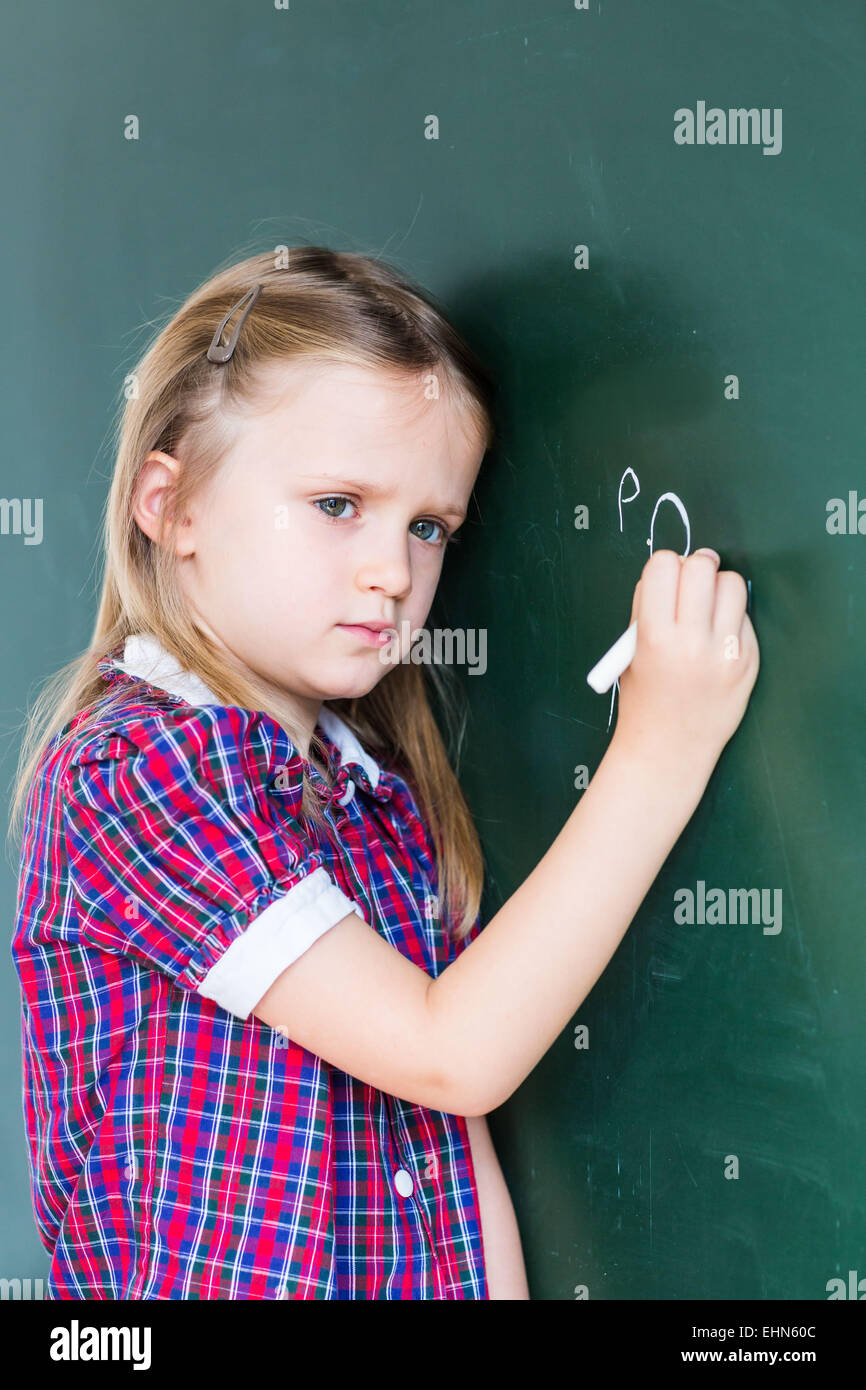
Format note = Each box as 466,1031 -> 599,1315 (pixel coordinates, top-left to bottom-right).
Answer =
12,633 -> 487,1299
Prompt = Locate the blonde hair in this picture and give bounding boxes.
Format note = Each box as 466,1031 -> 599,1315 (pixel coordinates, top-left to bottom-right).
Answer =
8,246 -> 497,942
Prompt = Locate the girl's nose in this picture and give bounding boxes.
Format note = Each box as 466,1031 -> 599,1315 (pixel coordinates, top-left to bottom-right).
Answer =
355,536 -> 412,600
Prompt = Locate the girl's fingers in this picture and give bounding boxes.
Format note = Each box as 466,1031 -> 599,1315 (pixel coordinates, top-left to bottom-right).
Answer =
712,569 -> 749,643
630,552 -> 748,661
636,550 -> 684,638
676,550 -> 721,628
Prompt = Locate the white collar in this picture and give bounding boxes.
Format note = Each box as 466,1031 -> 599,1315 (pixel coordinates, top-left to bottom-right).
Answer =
115,632 -> 381,790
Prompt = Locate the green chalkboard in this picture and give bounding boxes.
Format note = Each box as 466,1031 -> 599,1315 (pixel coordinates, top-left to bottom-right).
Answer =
1,0 -> 863,1301
433,7 -> 866,1300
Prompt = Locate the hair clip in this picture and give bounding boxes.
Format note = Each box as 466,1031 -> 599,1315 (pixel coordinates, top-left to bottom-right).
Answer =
206,283 -> 263,363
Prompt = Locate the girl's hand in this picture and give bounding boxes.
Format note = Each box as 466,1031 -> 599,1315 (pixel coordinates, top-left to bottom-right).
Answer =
612,549 -> 760,783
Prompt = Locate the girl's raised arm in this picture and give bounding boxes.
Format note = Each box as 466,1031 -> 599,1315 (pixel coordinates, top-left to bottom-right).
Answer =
255,549 -> 759,1117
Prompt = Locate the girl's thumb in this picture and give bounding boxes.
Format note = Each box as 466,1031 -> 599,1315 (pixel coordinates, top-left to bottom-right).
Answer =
629,578 -> 641,626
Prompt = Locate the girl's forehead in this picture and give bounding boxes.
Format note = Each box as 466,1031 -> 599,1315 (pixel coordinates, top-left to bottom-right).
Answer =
249,357 -> 482,445
253,356 -> 420,401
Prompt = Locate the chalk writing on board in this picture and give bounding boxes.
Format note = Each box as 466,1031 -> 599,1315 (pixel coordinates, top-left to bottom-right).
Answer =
617,466 -> 640,532
607,469 -> 692,731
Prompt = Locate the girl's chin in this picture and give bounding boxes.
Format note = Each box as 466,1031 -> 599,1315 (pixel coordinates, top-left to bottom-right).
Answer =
320,665 -> 393,701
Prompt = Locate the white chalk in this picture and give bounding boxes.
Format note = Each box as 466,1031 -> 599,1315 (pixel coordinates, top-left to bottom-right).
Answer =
586,621 -> 637,694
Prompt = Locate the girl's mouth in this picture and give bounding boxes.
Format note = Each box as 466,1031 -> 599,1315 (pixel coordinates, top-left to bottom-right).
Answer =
337,624 -> 392,648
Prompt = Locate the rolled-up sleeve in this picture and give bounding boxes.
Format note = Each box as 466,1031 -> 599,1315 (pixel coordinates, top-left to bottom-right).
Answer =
62,705 -> 364,1020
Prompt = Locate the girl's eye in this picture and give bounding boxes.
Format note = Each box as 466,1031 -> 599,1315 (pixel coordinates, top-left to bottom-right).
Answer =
410,518 -> 449,545
314,497 -> 451,546
315,496 -> 357,520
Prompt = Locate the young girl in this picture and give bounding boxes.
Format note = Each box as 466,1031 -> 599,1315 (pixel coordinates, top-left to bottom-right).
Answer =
9,247 -> 759,1301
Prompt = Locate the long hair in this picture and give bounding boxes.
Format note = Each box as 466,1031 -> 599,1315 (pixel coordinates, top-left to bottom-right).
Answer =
8,245 -> 497,942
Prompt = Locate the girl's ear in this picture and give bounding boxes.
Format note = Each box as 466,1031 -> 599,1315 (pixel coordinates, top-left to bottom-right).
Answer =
134,451 -> 191,553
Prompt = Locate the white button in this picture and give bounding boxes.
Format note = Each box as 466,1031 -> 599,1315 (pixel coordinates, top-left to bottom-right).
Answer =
393,1167 -> 414,1197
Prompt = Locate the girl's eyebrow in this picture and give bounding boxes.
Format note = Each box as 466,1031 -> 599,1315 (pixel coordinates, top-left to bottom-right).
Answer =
298,472 -> 467,521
